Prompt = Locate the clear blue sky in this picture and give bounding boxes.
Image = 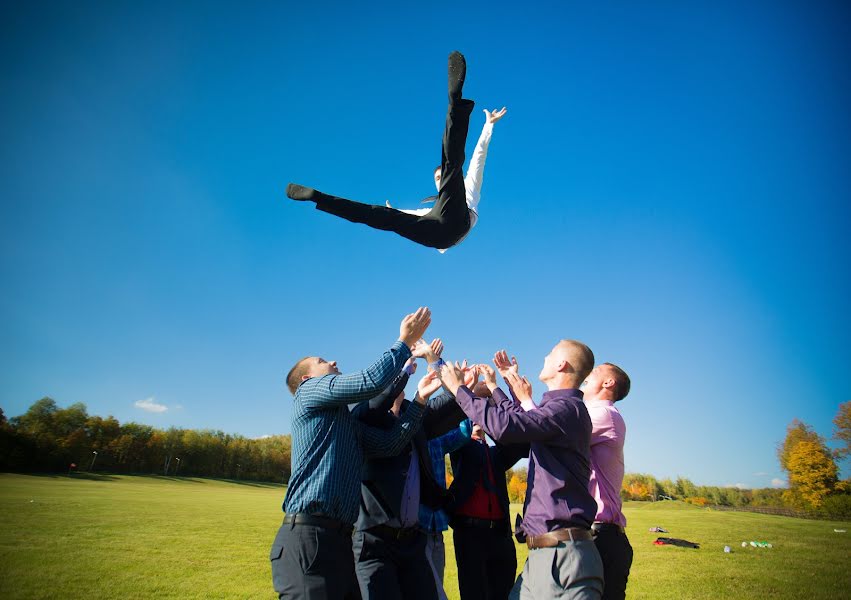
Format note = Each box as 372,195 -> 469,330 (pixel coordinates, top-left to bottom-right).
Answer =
2,1 -> 849,488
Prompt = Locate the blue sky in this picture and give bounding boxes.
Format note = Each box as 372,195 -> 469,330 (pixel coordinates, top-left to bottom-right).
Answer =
1,1 -> 849,488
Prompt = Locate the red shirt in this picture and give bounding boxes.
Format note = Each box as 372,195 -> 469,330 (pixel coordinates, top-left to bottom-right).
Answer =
455,440 -> 504,520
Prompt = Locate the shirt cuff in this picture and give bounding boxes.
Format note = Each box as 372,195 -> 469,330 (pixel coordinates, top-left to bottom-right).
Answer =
520,399 -> 537,412
393,340 -> 413,359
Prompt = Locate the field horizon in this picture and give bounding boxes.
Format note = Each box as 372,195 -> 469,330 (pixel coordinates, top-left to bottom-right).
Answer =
1,473 -> 849,599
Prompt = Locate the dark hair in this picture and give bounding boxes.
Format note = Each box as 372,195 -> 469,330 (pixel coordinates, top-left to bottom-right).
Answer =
434,165 -> 442,174
286,357 -> 313,395
603,362 -> 631,401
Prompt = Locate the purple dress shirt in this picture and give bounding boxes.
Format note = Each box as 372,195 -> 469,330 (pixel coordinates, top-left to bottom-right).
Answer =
454,386 -> 597,536
586,399 -> 627,527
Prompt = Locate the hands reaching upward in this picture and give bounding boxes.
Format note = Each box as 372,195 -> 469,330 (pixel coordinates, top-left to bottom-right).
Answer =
484,107 -> 507,124
399,308 -> 431,349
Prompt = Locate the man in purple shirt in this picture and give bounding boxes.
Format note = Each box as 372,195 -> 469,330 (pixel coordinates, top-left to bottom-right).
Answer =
582,363 -> 632,600
439,340 -> 604,600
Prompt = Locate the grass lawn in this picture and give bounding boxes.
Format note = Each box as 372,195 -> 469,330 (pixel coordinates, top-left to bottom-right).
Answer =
1,474 -> 849,599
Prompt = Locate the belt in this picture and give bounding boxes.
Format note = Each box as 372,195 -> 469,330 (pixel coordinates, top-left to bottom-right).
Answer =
592,522 -> 625,534
283,513 -> 353,536
526,527 -> 593,549
370,524 -> 420,541
451,516 -> 508,531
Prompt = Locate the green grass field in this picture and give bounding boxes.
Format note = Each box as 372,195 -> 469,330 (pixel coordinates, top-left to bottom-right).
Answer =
1,474 -> 849,599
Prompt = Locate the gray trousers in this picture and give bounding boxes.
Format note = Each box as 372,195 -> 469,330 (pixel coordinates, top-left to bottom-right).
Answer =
509,540 -> 604,600
424,532 -> 448,600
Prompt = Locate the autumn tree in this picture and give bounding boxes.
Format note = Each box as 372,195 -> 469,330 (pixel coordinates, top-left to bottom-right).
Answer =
833,401 -> 851,459
784,440 -> 838,508
777,419 -> 823,473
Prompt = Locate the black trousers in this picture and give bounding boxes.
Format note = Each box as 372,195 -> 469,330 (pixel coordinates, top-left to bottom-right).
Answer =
453,526 -> 517,600
314,99 -> 475,249
593,527 -> 633,600
270,521 -> 361,600
352,528 -> 439,600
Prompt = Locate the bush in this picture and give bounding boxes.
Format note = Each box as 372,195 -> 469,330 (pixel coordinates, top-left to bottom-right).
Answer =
818,494 -> 851,520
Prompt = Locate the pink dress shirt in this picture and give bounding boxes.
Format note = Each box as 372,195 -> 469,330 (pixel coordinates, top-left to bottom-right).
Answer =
585,399 -> 627,527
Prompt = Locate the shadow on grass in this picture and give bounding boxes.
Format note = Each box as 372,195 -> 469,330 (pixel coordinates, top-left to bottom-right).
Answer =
4,471 -> 285,489
11,472 -> 123,482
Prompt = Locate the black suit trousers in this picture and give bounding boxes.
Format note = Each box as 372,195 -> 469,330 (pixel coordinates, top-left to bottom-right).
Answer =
453,526 -> 517,600
352,528 -> 438,600
314,99 -> 474,249
270,521 -> 361,600
593,528 -> 633,600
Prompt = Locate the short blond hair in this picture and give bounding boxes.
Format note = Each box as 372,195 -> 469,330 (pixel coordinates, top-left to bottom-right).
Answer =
286,357 -> 313,395
559,340 -> 595,383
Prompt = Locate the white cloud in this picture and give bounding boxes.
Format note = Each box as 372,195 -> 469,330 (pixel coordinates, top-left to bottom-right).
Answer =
753,471 -> 768,477
771,478 -> 786,488
134,397 -> 168,413
724,483 -> 749,490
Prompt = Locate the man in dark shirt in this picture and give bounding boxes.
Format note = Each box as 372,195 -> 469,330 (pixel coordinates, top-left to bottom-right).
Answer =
439,340 -> 604,600
285,51 -> 475,250
350,351 -> 468,600
448,374 -> 528,600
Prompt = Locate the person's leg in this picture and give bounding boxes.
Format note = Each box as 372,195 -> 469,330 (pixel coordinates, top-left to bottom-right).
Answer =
287,183 -> 448,247
398,532 -> 440,600
270,522 -> 354,600
426,52 -> 474,246
454,527 -> 489,600
285,52 -> 474,250
424,532 -> 448,600
484,533 -> 517,600
594,530 -> 633,600
521,543 -> 603,600
352,529 -> 404,600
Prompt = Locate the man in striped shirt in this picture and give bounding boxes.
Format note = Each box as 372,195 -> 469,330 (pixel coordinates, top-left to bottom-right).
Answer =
269,307 -> 441,600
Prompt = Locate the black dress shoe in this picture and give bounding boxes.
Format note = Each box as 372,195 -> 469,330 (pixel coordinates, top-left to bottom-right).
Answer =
448,51 -> 466,101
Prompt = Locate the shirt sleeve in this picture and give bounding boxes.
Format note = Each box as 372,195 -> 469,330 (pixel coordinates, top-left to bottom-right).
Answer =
360,400 -> 426,458
431,422 -> 471,456
588,405 -> 620,446
455,386 -> 563,444
298,341 -> 411,410
463,121 -> 494,213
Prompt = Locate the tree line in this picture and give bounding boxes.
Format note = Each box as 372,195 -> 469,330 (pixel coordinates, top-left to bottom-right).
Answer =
3,397 -> 848,520
0,398 -> 292,483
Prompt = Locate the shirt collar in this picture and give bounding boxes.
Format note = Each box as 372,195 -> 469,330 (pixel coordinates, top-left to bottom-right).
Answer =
584,398 -> 615,408
539,388 -> 583,407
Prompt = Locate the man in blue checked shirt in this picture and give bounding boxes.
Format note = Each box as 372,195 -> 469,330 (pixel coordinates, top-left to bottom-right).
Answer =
269,307 -> 441,600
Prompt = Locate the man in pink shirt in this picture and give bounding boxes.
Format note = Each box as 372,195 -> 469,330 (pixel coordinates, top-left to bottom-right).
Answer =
582,363 -> 632,600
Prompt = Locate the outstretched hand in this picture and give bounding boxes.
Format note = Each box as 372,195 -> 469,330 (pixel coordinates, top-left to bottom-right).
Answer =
484,107 -> 507,124
438,361 -> 465,396
493,350 -> 519,379
461,360 -> 479,389
420,338 -> 444,365
504,371 -> 533,403
399,308 -> 431,349
417,370 -> 442,403
477,364 -> 498,390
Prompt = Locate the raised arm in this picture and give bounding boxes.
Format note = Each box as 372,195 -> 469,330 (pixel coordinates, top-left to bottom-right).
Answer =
359,400 -> 425,458
454,385 -> 562,444
464,107 -> 506,213
440,362 -> 562,444
361,370 -> 442,457
299,308 -> 431,410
